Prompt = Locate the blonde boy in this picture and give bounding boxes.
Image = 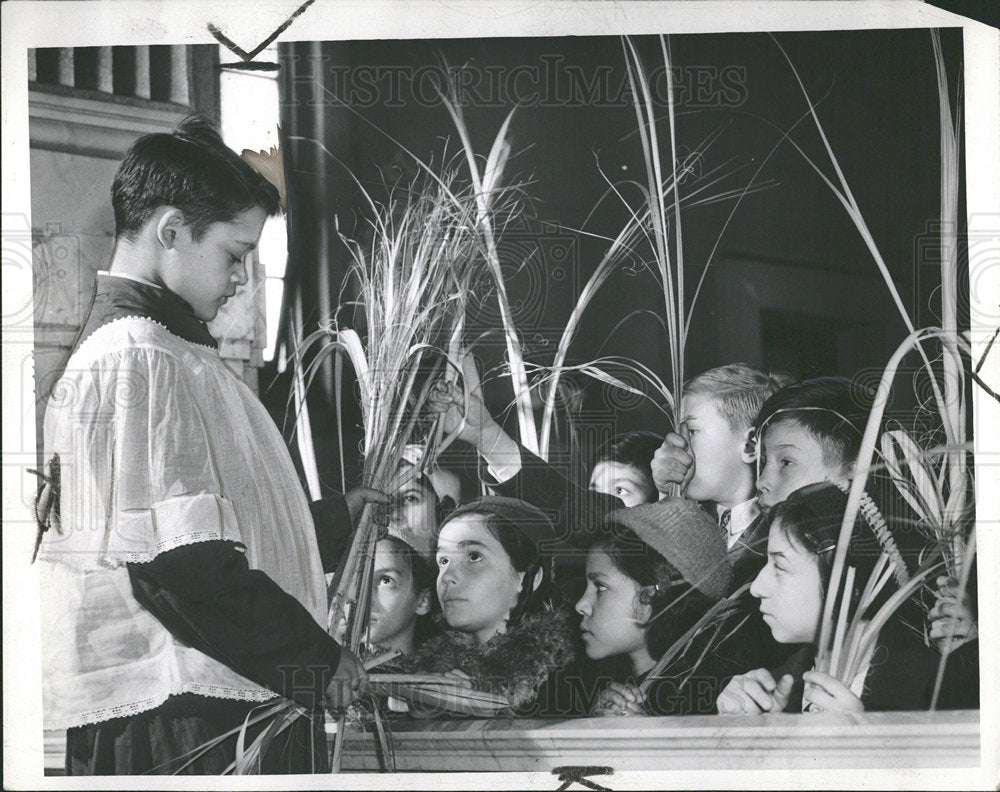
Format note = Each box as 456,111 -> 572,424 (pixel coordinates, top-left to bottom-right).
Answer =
652,364 -> 793,567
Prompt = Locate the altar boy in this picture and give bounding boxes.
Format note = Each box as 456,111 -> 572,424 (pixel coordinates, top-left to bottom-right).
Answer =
36,116 -> 366,775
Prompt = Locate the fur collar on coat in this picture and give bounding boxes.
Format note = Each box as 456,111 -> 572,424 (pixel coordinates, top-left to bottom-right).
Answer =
407,606 -> 579,712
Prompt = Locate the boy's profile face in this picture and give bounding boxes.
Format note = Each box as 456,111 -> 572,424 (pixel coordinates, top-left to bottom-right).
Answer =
160,206 -> 267,322
755,419 -> 852,513
589,461 -> 657,507
368,540 -> 430,650
680,392 -> 751,506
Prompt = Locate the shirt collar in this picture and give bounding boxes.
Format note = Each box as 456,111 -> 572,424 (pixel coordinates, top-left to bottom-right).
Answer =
79,271 -> 218,350
717,498 -> 760,538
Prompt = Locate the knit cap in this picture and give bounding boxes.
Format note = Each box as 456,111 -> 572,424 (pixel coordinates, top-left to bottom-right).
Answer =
603,498 -> 732,600
443,496 -> 565,554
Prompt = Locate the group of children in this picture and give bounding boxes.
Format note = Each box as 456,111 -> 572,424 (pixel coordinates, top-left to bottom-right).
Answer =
36,116 -> 978,776
354,359 -> 979,719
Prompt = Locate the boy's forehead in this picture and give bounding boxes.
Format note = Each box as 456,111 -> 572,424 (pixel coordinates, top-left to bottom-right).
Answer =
681,391 -> 723,418
763,418 -> 822,448
592,460 -> 647,481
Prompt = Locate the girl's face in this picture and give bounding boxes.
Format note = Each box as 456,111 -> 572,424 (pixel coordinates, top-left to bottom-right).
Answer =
589,461 -> 657,507
575,548 -> 654,674
436,514 -> 524,644
750,521 -> 825,644
388,475 -> 439,552
367,540 -> 430,652
756,420 -> 852,513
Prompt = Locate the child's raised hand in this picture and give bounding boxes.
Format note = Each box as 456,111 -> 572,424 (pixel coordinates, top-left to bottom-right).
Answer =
716,669 -> 793,715
343,487 -> 391,524
427,352 -> 495,448
801,671 -> 864,713
929,575 -> 977,653
651,432 -> 695,495
592,682 -> 646,717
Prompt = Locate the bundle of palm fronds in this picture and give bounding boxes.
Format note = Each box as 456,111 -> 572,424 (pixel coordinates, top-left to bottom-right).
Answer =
815,328 -> 975,697
367,673 -> 510,718
300,166 -> 518,767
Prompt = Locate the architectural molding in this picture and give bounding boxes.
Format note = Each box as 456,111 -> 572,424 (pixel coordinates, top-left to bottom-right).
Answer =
28,88 -> 188,160
42,710 -> 980,774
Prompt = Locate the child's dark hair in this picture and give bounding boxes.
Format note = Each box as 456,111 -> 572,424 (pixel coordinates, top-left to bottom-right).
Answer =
440,498 -> 552,626
684,363 -> 795,432
769,482 -> 896,622
380,534 -> 438,645
593,431 -> 661,495
754,377 -> 874,468
381,534 -> 435,595
112,114 -> 280,242
591,526 -> 714,660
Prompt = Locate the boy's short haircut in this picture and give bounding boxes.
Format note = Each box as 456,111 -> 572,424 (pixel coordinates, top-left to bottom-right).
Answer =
754,376 -> 875,467
112,114 -> 280,242
594,431 -> 662,471
683,363 -> 795,432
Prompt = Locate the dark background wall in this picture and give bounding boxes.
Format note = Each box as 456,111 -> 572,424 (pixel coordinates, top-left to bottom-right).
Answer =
271,28 -> 965,494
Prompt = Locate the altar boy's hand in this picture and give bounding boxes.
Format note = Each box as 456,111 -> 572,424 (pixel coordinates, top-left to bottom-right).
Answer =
716,669 -> 793,714
324,647 -> 369,711
651,432 -> 695,495
802,671 -> 864,713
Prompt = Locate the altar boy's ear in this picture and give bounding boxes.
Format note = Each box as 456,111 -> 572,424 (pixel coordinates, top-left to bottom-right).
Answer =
155,207 -> 185,250
530,566 -> 543,593
740,427 -> 758,466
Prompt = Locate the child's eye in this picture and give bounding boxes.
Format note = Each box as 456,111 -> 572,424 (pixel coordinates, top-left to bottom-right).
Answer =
780,458 -> 793,468
595,582 -> 608,593
614,486 -> 628,496
468,551 -> 483,562
379,575 -> 396,587
437,556 -> 448,567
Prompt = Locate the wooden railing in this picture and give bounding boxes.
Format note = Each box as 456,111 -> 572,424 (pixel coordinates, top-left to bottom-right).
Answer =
42,710 -> 980,774
339,710 -> 981,772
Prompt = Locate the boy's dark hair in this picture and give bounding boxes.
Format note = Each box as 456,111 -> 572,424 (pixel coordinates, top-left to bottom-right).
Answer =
684,363 -> 795,432
381,535 -> 435,595
112,114 -> 280,242
594,431 -> 661,472
592,526 -> 715,661
754,377 -> 875,468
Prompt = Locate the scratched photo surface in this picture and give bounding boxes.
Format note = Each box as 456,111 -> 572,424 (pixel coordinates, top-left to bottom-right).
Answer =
4,2 -> 998,789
